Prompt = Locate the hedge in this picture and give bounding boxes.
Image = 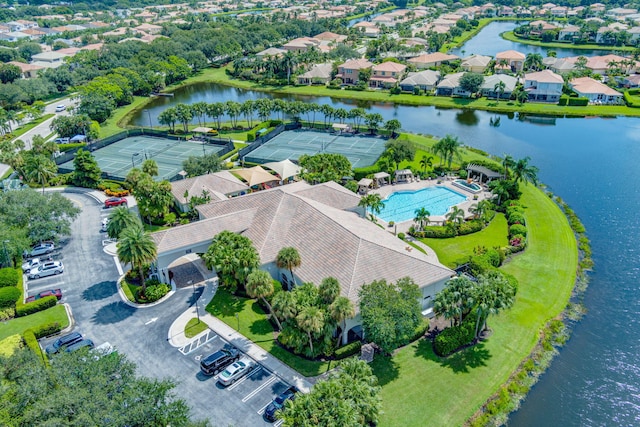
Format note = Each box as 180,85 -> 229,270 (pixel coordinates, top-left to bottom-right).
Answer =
458,219 -> 484,235
246,120 -> 282,142
417,225 -> 457,238
567,97 -> 589,106
0,268 -> 19,288
0,286 -> 21,308
506,211 -> 525,225
353,165 -> 381,180
334,341 -> 362,360
22,329 -> 48,366
433,319 -> 476,357
31,322 -> 62,339
411,318 -> 430,342
58,142 -> 87,152
624,89 -> 640,108
16,296 -> 57,317
509,223 -> 527,238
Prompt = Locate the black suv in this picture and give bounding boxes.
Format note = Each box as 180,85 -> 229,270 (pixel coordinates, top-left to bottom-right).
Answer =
200,345 -> 240,376
45,332 -> 83,355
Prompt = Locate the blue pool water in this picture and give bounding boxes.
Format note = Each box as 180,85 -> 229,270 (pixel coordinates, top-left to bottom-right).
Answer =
373,186 -> 468,223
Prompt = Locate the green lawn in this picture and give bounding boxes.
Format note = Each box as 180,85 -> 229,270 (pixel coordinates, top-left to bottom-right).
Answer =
185,317 -> 209,338
0,305 -> 69,341
99,96 -> 149,138
372,184 -> 577,427
206,288 -> 333,377
421,214 -> 509,267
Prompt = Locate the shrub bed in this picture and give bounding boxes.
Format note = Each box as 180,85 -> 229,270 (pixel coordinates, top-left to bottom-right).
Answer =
334,341 -> 362,360
0,268 -> 19,288
0,286 -> 21,308
58,142 -> 87,152
16,296 -> 57,317
458,220 -> 484,235
433,319 -> 475,357
411,318 -> 430,342
624,89 -> 640,108
22,329 -> 48,366
144,283 -> 170,303
31,322 -> 62,339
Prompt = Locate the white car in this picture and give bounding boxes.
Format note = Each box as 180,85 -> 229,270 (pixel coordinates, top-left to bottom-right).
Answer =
217,356 -> 256,386
28,261 -> 64,279
22,258 -> 41,273
55,105 -> 66,112
26,242 -> 55,257
101,218 -> 110,232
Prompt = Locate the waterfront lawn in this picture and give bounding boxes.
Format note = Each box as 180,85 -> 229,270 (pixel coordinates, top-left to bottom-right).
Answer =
422,213 -> 509,268
502,30 -> 635,52
0,305 -> 69,341
206,288 -> 332,377
100,96 -> 149,138
372,184 -> 577,427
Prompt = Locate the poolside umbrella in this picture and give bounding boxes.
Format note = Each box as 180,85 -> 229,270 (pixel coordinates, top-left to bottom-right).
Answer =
262,159 -> 301,180
233,166 -> 278,187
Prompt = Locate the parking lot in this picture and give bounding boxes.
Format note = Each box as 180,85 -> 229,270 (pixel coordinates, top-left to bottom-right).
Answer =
181,331 -> 293,426
29,192 -> 297,426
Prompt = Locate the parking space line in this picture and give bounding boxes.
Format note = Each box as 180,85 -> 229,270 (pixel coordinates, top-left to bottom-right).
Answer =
242,375 -> 278,403
274,420 -> 283,427
227,367 -> 261,391
257,401 -> 271,415
113,256 -> 123,276
178,330 -> 217,355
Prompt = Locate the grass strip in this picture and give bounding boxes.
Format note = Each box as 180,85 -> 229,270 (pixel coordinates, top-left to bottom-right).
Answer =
0,305 -> 69,341
185,317 -> 209,338
10,114 -> 55,140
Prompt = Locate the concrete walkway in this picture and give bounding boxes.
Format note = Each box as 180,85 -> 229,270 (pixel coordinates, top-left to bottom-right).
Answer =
167,279 -> 314,393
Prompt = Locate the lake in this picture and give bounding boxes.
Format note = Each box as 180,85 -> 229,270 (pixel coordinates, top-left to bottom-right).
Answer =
448,21 -> 613,58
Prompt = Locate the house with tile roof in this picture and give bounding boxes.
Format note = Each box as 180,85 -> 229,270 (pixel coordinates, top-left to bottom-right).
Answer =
152,181 -> 453,342
481,74 -> 518,99
353,21 -> 380,38
524,69 -> 563,102
337,58 -> 373,85
399,70 -> 441,92
369,62 -> 406,88
297,63 -> 333,85
569,77 -> 623,104
495,50 -> 526,73
170,170 -> 249,212
7,61 -> 44,79
461,54 -> 492,73
407,52 -> 459,69
436,72 -> 470,97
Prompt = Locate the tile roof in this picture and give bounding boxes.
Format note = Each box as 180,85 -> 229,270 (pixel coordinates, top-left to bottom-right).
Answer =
525,69 -> 564,84
408,52 -> 459,64
495,50 -> 525,60
339,58 -> 373,70
188,182 -> 452,303
170,170 -> 249,204
372,62 -> 407,73
570,77 -> 623,96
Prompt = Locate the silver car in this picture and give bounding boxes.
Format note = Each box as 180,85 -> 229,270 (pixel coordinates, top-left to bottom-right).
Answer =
22,258 -> 41,273
28,261 -> 64,279
27,243 -> 55,257
217,357 -> 256,387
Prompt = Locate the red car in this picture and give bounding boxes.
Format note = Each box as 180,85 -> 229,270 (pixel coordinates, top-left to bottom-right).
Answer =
26,289 -> 62,303
104,197 -> 128,208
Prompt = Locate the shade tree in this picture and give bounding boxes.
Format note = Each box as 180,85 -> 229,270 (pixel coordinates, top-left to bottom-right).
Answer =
202,230 -> 260,293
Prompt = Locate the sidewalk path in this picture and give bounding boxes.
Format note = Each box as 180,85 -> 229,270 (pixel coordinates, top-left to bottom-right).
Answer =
168,279 -> 314,393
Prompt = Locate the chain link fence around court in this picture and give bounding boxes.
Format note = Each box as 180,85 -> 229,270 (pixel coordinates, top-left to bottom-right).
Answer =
241,129 -> 388,169
57,129 -> 234,181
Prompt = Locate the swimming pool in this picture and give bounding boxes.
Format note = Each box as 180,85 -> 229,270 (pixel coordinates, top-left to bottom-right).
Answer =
373,186 -> 468,223
452,179 -> 482,193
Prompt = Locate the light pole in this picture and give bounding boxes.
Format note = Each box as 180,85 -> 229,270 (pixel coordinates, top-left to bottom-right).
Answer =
143,109 -> 153,129
189,280 -> 200,322
131,152 -> 140,168
2,240 -> 9,268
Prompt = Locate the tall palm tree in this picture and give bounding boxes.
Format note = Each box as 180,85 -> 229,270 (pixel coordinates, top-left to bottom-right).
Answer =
494,80 -> 506,102
246,269 -> 282,330
440,135 -> 463,169
272,290 -> 298,322
106,207 -> 141,239
446,206 -> 465,227
26,154 -> 57,194
319,277 -> 340,305
419,155 -> 433,174
502,154 -> 515,179
358,193 -> 384,219
414,207 -> 430,231
117,225 -> 158,296
329,296 -> 355,347
275,246 -> 301,289
296,306 -> 324,355
512,156 -> 539,186
142,159 -> 158,177
524,53 -> 544,71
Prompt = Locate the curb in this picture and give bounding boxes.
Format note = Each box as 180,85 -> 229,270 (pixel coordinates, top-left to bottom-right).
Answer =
116,274 -> 177,309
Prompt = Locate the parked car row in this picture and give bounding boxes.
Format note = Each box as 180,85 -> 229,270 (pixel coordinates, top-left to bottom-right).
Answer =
45,332 -> 94,355
26,288 -> 62,303
27,261 -> 64,280
24,242 -> 55,258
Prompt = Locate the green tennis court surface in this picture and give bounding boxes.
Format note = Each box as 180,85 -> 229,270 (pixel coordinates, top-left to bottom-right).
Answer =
60,136 -> 227,180
243,130 -> 386,168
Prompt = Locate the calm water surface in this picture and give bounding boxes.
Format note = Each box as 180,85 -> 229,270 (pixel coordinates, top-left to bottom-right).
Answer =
130,81 -> 640,426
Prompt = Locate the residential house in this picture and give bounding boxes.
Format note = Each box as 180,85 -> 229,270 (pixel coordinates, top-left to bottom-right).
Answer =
436,72 -> 471,97
586,54 -> 638,75
353,21 -> 380,38
570,77 -> 623,104
480,74 -> 518,99
337,59 -> 373,85
134,23 -> 163,35
152,181 -> 454,342
21,28 -> 46,40
282,37 -> 323,53
297,63 -> 333,85
529,20 -> 559,35
256,47 -> 287,58
558,25 -> 580,42
606,8 -> 637,20
629,27 -> 640,43
30,51 -> 70,69
461,54 -> 492,73
622,74 -> 640,88
407,52 -> 459,69
5,20 -> 38,32
0,32 -> 30,42
170,171 -> 249,213
7,61 -> 44,79
313,31 -> 347,43
399,70 -> 440,92
369,62 -> 407,88
524,69 -> 563,102
543,56 -> 577,74
550,6 -> 568,17
495,50 -> 526,73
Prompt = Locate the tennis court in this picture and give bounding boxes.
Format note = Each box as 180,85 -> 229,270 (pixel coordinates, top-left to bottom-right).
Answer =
243,130 -> 387,168
60,136 -> 228,180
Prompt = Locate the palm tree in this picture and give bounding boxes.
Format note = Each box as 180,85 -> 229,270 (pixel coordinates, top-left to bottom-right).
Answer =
142,159 -> 158,177
26,154 -> 57,194
281,51 -> 298,85
329,296 -> 355,347
275,246 -> 301,289
489,179 -> 511,205
319,277 -> 340,305
384,119 -> 402,138
502,154 -> 515,179
468,199 -> 492,222
512,156 -> 539,186
106,207 -> 141,239
117,225 -> 158,296
494,80 -> 506,102
446,206 -> 465,227
419,155 -> 433,174
414,207 -> 430,231
296,306 -> 324,355
524,53 -> 543,71
272,290 -> 298,322
320,104 -> 334,128
440,135 -> 463,169
240,99 -> 255,128
358,193 -> 384,219
246,269 -> 282,330
225,101 -> 242,128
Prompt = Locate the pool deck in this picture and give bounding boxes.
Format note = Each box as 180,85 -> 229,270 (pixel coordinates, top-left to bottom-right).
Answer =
368,176 -> 493,234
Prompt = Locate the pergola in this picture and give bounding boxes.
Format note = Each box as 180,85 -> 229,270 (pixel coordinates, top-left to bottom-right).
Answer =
357,178 -> 373,194
466,163 -> 501,183
263,159 -> 302,181
233,166 -> 279,188
395,169 -> 414,183
373,172 -> 390,187
192,126 -> 214,134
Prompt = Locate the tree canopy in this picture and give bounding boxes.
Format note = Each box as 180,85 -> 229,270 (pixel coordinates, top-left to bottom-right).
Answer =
459,72 -> 484,95
182,153 -> 224,178
298,153 -> 352,184
202,230 -> 259,293
72,149 -> 102,188
358,277 -> 422,354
